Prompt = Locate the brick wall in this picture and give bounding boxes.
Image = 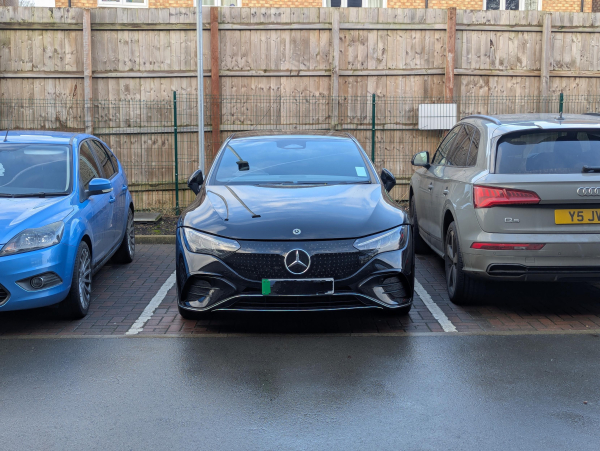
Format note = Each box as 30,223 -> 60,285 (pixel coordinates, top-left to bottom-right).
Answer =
542,0 -> 588,10
55,0 -> 194,6
388,0 -> 426,7
243,0 -> 322,5
428,0 -> 482,8
50,1 -> 593,12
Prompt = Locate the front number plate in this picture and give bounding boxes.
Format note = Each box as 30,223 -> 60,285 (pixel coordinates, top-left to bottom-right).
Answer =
555,209 -> 600,224
262,279 -> 334,296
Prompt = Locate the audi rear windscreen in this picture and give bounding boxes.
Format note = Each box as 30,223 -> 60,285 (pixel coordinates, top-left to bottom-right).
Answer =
495,129 -> 600,174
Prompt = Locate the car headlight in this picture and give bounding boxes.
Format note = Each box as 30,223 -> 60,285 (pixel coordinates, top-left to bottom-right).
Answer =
353,226 -> 408,255
0,221 -> 65,257
182,227 -> 240,259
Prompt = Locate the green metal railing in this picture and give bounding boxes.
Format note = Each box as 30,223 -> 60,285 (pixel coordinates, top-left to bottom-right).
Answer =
1,93 -> 597,213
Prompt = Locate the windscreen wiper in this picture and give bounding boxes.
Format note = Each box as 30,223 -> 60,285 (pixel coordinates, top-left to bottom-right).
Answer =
334,181 -> 371,184
225,185 -> 260,218
582,166 -> 600,173
226,145 -> 250,171
6,192 -> 67,198
207,190 -> 229,221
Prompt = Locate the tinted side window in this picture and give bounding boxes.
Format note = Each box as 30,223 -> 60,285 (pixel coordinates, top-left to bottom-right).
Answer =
89,140 -> 116,178
102,143 -> 119,174
466,126 -> 480,166
446,126 -> 472,166
79,142 -> 103,190
432,127 -> 460,166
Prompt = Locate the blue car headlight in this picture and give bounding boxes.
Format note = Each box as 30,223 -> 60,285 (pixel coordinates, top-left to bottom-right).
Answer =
353,226 -> 408,255
0,221 -> 65,257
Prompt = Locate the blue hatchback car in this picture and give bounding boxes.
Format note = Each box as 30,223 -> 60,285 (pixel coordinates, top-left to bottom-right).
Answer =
0,131 -> 135,318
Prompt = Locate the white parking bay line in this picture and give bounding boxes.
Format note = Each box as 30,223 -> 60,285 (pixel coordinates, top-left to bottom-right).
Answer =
414,279 -> 457,333
126,271 -> 177,336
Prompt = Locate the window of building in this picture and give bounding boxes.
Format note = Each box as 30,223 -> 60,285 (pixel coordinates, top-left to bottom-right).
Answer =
194,0 -> 242,5
98,0 -> 147,8
484,0 -> 540,9
323,0 -> 387,7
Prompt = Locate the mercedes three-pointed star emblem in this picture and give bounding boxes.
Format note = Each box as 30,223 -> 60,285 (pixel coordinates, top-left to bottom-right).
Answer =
284,249 -> 311,275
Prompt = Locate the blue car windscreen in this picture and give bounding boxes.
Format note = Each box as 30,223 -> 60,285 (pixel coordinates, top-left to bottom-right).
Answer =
213,138 -> 372,185
0,144 -> 71,195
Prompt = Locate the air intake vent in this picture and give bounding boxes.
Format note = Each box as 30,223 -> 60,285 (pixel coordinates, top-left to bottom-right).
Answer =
378,276 -> 408,301
0,284 -> 10,306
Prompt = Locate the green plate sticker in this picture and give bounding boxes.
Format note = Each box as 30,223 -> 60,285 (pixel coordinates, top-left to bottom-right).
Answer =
262,279 -> 271,295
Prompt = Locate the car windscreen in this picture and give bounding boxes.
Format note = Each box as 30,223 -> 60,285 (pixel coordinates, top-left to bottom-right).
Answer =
212,137 -> 372,185
0,143 -> 71,195
496,129 -> 600,174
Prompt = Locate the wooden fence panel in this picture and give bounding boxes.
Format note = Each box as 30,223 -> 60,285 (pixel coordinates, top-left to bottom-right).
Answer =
4,6 -> 600,208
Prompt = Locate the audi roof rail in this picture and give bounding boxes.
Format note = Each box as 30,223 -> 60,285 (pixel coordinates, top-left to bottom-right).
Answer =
462,115 -> 502,125
583,113 -> 600,117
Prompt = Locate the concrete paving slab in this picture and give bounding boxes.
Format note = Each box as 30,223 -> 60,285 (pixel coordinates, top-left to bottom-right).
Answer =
134,211 -> 162,222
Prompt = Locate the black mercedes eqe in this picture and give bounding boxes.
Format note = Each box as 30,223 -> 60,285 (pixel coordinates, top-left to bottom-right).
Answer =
175,131 -> 414,318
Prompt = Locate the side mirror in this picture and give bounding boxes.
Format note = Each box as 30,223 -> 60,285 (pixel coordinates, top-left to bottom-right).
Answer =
380,169 -> 396,192
188,169 -> 204,195
87,178 -> 113,196
411,151 -> 430,169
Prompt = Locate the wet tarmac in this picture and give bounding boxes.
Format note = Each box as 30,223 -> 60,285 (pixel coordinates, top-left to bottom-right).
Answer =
1,334 -> 599,450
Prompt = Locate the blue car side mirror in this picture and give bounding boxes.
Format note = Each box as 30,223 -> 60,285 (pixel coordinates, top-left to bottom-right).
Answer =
88,178 -> 113,196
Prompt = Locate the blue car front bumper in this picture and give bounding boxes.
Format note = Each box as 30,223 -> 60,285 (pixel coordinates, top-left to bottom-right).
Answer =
0,242 -> 76,311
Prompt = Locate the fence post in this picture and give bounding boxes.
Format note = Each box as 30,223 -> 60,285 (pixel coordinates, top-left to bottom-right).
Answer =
559,92 -> 564,118
540,13 -> 552,109
82,9 -> 93,134
330,9 -> 340,130
210,7 -> 221,162
173,91 -> 180,215
445,8 -> 457,103
371,94 -> 376,163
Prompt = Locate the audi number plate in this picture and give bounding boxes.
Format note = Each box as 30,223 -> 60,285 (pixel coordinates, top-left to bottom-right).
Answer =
555,209 -> 600,224
261,278 -> 334,296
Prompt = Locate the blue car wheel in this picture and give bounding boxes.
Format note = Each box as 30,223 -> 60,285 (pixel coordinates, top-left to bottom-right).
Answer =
112,209 -> 135,264
60,241 -> 92,319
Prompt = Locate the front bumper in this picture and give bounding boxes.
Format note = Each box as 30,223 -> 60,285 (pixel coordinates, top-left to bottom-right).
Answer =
0,243 -> 75,311
176,230 -> 415,313
462,232 -> 600,281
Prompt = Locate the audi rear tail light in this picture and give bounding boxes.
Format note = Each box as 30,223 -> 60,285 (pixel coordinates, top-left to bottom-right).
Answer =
473,185 -> 540,208
471,243 -> 545,251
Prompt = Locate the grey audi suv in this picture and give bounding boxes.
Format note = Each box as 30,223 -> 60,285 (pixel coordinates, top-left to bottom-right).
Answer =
410,113 -> 600,304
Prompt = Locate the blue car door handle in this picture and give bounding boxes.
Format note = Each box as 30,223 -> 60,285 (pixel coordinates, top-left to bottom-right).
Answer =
122,185 -> 128,192
109,196 -> 116,203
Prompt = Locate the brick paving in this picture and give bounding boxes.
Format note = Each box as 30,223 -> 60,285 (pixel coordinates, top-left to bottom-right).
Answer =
2,245 -> 600,336
0,245 -> 175,336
